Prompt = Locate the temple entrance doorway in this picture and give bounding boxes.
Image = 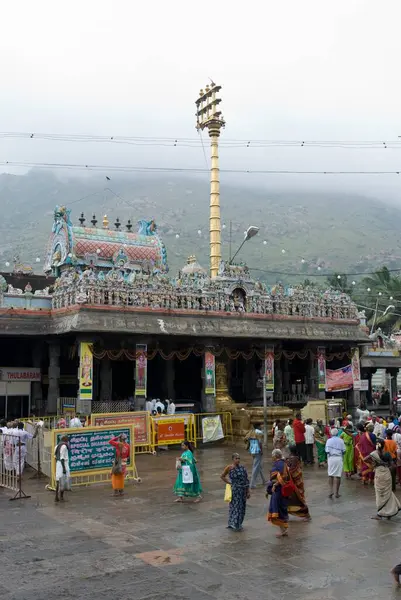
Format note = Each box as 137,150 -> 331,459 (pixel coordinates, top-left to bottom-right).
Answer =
174,355 -> 202,408
283,355 -> 309,401
230,357 -> 246,403
147,354 -> 167,399
111,359 -> 134,400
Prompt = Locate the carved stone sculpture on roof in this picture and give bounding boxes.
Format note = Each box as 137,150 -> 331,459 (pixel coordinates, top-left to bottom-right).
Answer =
7,284 -> 23,295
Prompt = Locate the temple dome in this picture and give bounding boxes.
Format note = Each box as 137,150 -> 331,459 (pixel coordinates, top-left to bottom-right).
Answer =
181,255 -> 207,276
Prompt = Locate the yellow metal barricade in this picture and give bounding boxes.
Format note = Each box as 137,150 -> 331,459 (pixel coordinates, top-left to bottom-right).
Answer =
151,414 -> 195,449
49,424 -> 139,491
193,412 -> 233,447
20,416 -> 62,429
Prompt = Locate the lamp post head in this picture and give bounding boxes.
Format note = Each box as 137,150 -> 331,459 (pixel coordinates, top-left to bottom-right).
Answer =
244,226 -> 259,241
383,305 -> 395,317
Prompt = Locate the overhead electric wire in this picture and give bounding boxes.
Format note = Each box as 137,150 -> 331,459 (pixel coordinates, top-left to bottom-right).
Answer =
249,267 -> 401,277
1,160 -> 401,176
2,131 -> 401,149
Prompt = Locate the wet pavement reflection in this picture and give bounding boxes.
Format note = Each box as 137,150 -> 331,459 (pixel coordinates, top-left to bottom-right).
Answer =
1,445 -> 401,599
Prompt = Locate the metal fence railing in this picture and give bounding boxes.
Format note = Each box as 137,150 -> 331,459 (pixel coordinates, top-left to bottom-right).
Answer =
0,434 -> 31,500
193,412 -> 233,446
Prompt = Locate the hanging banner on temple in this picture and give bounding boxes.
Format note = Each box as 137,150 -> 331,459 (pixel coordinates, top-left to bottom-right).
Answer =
265,347 -> 275,392
135,344 -> 147,397
326,365 -> 353,392
317,347 -> 327,391
205,352 -> 216,396
79,342 -> 93,400
351,347 -> 362,389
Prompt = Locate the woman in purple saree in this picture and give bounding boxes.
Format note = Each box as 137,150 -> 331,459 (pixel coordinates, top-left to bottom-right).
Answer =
267,449 -> 290,537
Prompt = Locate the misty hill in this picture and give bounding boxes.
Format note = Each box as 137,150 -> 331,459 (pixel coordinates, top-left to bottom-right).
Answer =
0,170 -> 400,283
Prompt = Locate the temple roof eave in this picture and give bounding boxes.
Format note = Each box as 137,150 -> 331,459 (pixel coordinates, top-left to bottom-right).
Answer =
0,307 -> 368,342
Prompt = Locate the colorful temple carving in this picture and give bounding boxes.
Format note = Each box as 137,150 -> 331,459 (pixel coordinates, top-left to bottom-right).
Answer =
0,205 -> 370,421
44,205 -> 168,277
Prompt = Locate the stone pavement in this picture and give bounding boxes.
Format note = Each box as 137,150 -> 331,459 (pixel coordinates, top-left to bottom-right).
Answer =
1,445 -> 401,600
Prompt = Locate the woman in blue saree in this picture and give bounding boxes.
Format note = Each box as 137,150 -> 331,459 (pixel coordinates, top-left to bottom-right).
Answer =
221,453 -> 250,531
174,441 -> 202,502
267,449 -> 290,537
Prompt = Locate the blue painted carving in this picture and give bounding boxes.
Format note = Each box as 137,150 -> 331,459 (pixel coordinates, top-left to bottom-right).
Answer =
137,219 -> 157,236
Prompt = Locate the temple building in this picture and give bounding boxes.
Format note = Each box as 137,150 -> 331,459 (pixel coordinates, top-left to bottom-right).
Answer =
0,203 -> 374,420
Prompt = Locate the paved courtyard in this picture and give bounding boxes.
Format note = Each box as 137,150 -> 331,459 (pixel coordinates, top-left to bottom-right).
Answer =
1,445 -> 401,600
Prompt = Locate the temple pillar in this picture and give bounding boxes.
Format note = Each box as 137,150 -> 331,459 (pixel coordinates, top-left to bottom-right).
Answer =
349,389 -> 361,417
308,351 -> 320,399
202,351 -> 216,413
386,367 -> 399,411
47,341 -> 60,414
31,342 -> 44,414
100,357 -> 112,401
274,356 -> 283,404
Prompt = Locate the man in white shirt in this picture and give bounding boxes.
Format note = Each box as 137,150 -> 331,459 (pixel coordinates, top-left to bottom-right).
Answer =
325,430 -> 346,498
372,414 -> 385,439
69,414 -> 83,428
13,421 -> 37,478
304,418 -> 315,465
155,399 -> 165,413
54,435 -> 70,502
356,403 -> 370,424
167,400 -> 176,415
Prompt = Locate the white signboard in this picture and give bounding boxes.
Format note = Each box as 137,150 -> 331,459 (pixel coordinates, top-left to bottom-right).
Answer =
355,379 -> 369,391
0,368 -> 41,382
202,415 -> 224,443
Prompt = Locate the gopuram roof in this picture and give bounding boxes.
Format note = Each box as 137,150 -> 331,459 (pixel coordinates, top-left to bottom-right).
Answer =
0,205 -> 369,342
44,206 -> 168,276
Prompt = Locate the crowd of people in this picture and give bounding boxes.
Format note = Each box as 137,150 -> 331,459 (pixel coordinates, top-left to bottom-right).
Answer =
0,419 -> 39,479
218,407 -> 401,548
3,404 -> 401,583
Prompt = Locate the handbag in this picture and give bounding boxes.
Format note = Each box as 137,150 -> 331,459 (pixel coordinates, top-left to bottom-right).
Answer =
182,464 -> 193,484
111,456 -> 122,475
224,483 -> 232,502
281,478 -> 296,498
59,473 -> 72,492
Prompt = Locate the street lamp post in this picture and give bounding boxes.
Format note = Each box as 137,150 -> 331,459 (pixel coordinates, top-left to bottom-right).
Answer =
370,302 -> 395,335
230,226 -> 259,264
195,83 -> 225,278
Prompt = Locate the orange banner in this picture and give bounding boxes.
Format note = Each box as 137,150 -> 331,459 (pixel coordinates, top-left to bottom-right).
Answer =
157,419 -> 185,444
92,412 -> 150,445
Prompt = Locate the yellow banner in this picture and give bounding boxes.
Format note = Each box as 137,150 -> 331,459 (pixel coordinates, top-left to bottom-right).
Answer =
79,342 -> 93,400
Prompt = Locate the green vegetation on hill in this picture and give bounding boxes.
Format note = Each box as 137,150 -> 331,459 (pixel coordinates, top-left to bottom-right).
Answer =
0,170 -> 400,283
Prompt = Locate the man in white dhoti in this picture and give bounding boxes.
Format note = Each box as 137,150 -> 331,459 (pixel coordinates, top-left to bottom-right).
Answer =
13,422 -> 37,479
54,435 -> 70,502
325,429 -> 346,499
0,419 -> 7,471
3,421 -> 17,472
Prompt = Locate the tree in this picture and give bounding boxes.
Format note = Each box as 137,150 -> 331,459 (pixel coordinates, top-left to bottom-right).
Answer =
325,273 -> 353,295
361,267 -> 401,333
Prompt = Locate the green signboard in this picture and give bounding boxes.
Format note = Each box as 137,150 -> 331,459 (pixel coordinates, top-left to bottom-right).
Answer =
56,427 -> 131,473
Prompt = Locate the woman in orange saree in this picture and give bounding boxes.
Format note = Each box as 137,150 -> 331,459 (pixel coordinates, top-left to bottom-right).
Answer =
109,434 -> 130,496
286,445 -> 311,521
356,425 -> 376,484
354,423 -> 365,476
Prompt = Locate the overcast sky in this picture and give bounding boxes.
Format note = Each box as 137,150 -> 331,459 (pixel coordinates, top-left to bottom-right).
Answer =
1,0 -> 401,200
